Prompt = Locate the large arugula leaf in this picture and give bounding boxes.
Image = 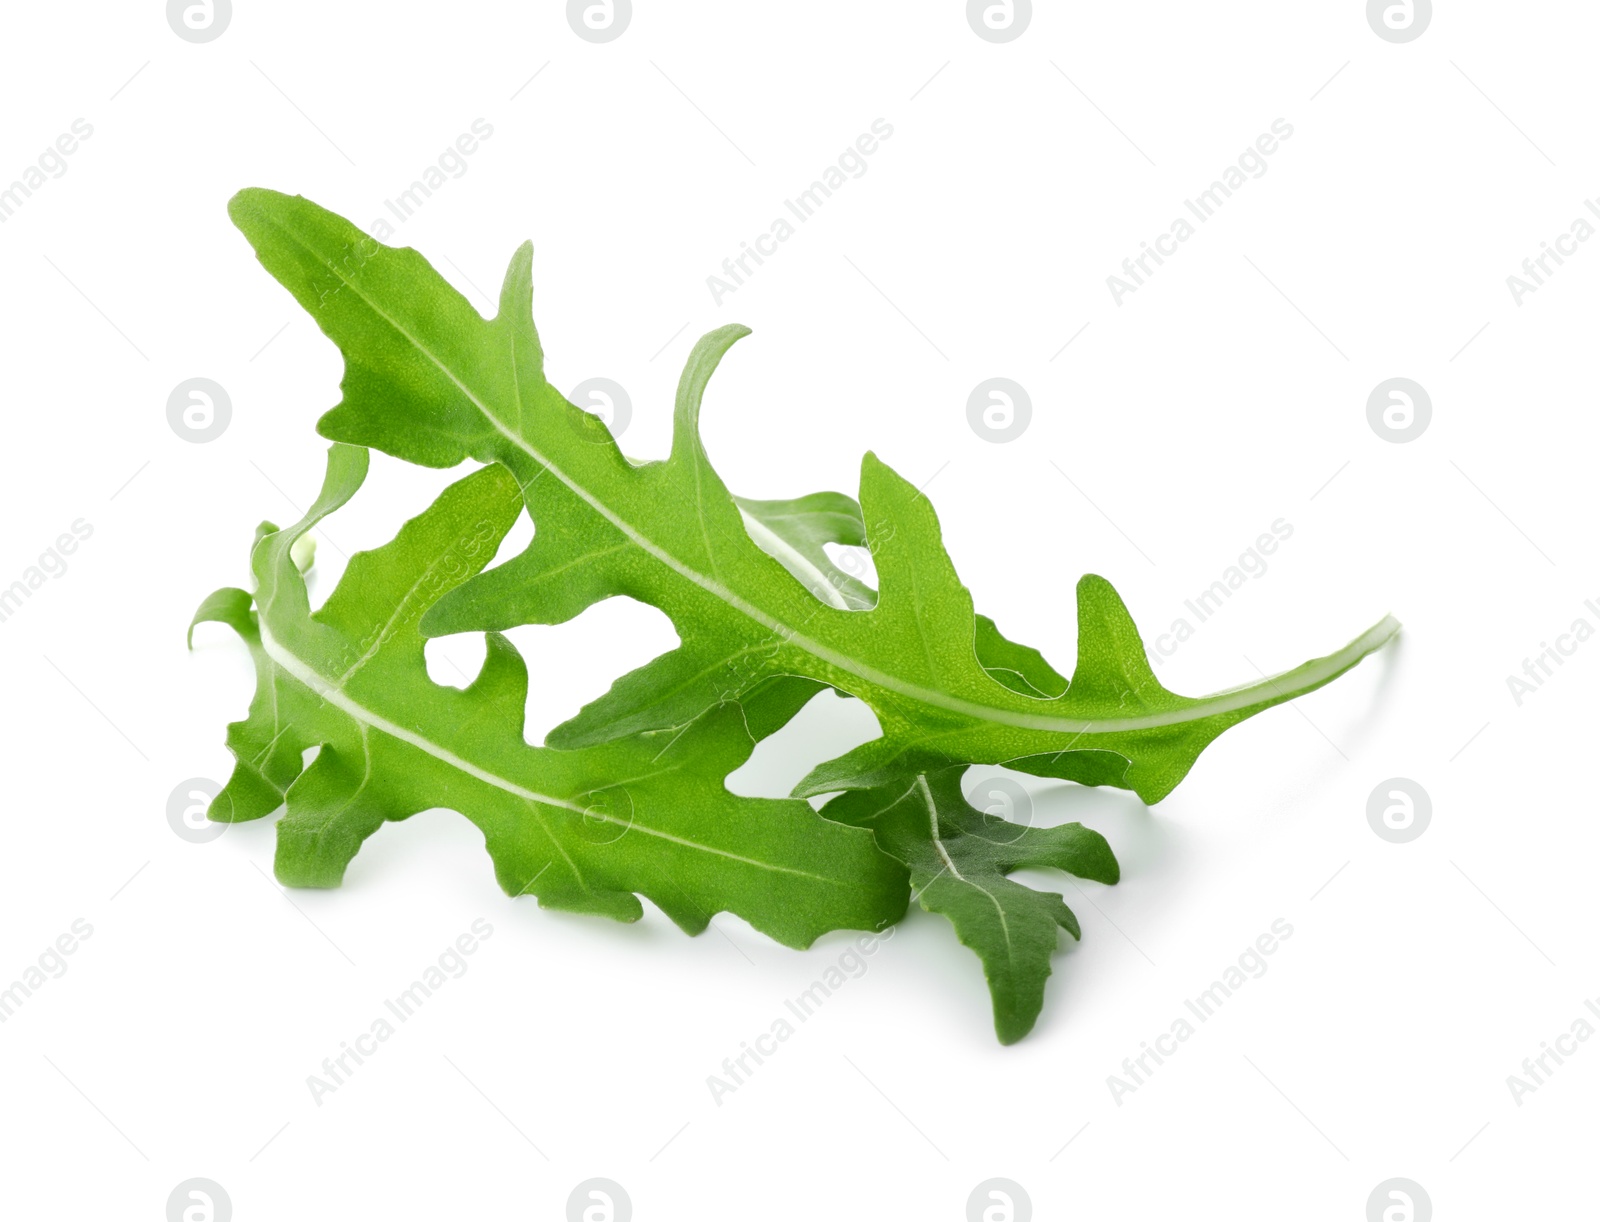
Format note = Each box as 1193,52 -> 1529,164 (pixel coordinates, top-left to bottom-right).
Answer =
824,770 -> 1117,1044
188,443 -> 907,948
228,189 -> 1397,805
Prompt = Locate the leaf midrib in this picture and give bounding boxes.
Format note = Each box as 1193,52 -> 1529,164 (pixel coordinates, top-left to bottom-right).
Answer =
255,619 -> 841,884
300,229 -> 1398,738
917,776 -> 1013,961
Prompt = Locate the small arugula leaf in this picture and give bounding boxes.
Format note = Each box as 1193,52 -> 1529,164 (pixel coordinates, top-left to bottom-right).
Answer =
229,188 -> 1397,805
189,443 -> 907,947
824,769 -> 1118,1044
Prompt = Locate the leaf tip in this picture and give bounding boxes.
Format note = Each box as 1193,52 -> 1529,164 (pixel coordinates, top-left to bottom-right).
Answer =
189,587 -> 255,649
227,186 -> 293,234
1075,575 -> 1126,607
497,241 -> 536,315
994,1009 -> 1038,1045
855,451 -> 923,507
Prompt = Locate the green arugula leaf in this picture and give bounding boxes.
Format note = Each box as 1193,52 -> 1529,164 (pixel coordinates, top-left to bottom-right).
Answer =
824,770 -> 1117,1044
228,188 -> 1396,805
189,443 -> 907,948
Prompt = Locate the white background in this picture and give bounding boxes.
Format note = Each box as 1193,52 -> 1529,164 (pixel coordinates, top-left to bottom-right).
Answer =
0,2 -> 1594,1219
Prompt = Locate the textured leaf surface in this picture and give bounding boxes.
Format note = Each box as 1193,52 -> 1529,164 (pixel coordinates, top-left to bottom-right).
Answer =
825,770 -> 1118,1044
230,189 -> 1397,804
189,444 -> 907,948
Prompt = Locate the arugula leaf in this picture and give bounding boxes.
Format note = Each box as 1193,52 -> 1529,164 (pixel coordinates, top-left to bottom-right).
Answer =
228,188 -> 1396,805
188,443 -> 907,948
824,770 -> 1117,1044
